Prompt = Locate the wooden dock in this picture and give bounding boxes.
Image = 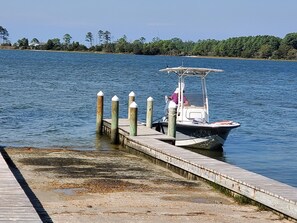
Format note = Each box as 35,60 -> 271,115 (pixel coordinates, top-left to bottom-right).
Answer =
103,119 -> 297,220
0,151 -> 42,222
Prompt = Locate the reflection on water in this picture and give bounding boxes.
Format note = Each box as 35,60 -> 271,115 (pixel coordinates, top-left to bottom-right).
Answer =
94,134 -> 122,153
95,134 -> 112,151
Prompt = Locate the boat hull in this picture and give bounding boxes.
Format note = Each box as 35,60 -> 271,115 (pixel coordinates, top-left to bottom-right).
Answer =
153,121 -> 240,150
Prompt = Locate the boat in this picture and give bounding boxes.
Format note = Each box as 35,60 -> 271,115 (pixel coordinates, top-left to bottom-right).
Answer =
153,66 -> 240,150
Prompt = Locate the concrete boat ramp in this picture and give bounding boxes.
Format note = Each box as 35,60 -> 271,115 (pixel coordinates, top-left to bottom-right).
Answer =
103,119 -> 297,220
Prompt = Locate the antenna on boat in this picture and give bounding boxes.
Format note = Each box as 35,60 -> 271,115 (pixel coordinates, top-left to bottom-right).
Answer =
181,60 -> 184,67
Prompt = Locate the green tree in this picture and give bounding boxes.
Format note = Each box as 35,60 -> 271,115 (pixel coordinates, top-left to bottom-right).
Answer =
45,39 -> 54,50
17,38 -> 29,49
164,38 -> 184,55
115,35 -> 129,53
85,32 -> 93,47
132,37 -> 146,54
258,44 -> 272,58
44,38 -> 61,50
152,37 -> 160,42
98,30 -> 104,45
0,26 -> 9,44
68,41 -> 87,51
193,39 -> 219,56
132,40 -> 143,54
272,43 -> 290,59
103,31 -> 111,44
283,33 -> 297,49
139,37 -> 146,44
286,49 -> 297,60
101,31 -> 112,52
63,34 -> 72,46
52,38 -> 61,50
183,41 -> 195,55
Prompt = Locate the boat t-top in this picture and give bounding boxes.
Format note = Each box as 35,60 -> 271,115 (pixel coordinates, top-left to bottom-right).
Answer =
153,66 -> 240,150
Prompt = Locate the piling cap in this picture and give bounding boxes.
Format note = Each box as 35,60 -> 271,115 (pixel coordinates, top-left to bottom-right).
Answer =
147,96 -> 154,101
129,91 -> 136,97
130,101 -> 138,108
168,101 -> 177,108
97,91 -> 104,96
112,95 -> 119,101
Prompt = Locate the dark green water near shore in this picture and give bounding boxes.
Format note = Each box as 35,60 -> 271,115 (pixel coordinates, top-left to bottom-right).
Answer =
0,50 -> 296,187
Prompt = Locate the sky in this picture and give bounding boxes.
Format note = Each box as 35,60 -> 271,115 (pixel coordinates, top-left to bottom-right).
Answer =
1,0 -> 296,44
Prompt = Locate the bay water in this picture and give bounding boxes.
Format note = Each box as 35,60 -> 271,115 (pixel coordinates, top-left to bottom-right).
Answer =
0,50 -> 296,187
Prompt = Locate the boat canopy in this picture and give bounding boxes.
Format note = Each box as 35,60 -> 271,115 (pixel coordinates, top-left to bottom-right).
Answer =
159,66 -> 223,77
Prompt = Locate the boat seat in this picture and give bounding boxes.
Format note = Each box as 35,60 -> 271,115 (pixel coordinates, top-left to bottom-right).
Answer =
184,106 -> 205,120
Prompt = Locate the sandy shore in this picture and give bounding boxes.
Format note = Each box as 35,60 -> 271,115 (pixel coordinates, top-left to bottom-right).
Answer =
2,147 -> 292,223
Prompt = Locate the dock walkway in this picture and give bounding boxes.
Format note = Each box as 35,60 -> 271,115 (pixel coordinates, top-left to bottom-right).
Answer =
103,119 -> 297,220
0,151 -> 42,222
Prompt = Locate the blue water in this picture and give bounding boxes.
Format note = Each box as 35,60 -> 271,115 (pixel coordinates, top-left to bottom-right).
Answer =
1,50 -> 297,187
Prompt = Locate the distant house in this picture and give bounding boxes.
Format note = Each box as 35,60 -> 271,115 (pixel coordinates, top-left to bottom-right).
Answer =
29,42 -> 45,49
29,42 -> 40,47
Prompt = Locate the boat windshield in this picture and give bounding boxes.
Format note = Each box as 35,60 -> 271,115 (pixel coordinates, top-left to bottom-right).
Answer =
181,76 -> 206,107
185,93 -> 204,107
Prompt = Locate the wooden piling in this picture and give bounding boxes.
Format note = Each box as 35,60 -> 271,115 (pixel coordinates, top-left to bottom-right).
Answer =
96,91 -> 104,134
111,95 -> 119,144
129,102 -> 138,136
168,101 -> 177,138
146,97 -> 154,128
128,91 -> 135,119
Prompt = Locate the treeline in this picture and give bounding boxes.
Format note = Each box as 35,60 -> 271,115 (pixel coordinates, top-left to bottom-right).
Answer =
192,34 -> 297,60
1,25 -> 297,60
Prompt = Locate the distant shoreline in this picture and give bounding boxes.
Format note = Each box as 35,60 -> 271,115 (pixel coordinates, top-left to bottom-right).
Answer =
185,55 -> 297,62
1,46 -> 296,62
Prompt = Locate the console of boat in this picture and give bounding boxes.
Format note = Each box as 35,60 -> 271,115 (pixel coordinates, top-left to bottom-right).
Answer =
153,66 -> 240,150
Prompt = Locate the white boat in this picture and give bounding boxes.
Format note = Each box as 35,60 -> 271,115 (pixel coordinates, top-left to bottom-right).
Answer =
153,66 -> 240,150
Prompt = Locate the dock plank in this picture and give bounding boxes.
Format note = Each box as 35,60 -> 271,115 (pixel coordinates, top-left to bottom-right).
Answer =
0,152 -> 42,222
103,118 -> 297,219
